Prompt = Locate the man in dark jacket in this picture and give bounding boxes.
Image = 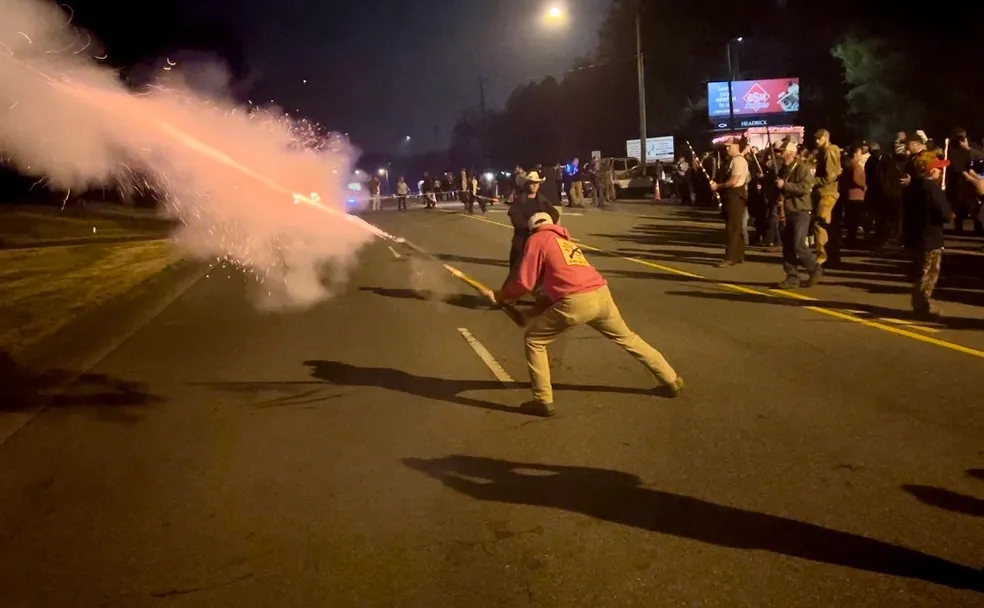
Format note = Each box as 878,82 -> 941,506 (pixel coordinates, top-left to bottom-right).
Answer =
505,170 -> 561,283
775,142 -> 821,288
863,143 -> 883,241
540,164 -> 562,208
945,128 -> 984,235
903,151 -> 953,317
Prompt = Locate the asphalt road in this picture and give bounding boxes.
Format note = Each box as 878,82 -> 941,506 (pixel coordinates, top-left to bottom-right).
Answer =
1,201 -> 982,607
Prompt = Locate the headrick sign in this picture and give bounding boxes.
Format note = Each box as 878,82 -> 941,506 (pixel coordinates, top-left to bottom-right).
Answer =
707,78 -> 800,117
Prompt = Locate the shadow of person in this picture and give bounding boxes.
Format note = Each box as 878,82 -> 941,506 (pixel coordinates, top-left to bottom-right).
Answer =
902,484 -> 984,517
403,455 -> 983,591
0,349 -> 161,422
303,360 -> 663,416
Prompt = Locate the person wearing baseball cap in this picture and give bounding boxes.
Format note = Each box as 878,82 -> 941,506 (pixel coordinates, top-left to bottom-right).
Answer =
946,127 -> 984,235
495,212 -> 683,417
902,151 -> 953,318
708,135 -> 751,267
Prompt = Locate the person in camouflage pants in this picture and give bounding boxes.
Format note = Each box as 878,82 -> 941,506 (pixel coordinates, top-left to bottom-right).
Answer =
903,151 -> 953,318
591,159 -> 613,207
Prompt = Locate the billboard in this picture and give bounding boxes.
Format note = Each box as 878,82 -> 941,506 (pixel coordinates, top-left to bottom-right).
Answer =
707,78 -> 799,117
626,136 -> 674,162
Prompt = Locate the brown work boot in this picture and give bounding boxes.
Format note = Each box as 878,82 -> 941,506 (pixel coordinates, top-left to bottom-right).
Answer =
805,266 -> 823,287
519,400 -> 556,417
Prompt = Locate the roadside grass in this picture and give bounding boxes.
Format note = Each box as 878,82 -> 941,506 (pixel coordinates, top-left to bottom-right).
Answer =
0,203 -> 173,247
0,240 -> 182,356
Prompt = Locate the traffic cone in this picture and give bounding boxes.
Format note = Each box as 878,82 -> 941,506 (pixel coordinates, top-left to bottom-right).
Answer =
653,180 -> 661,201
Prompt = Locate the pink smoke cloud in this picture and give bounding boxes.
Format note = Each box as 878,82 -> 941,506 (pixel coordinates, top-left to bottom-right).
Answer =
0,0 -> 375,309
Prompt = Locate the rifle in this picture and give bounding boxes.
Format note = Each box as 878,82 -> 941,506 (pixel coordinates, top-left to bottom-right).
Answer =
685,140 -> 721,206
765,127 -> 786,228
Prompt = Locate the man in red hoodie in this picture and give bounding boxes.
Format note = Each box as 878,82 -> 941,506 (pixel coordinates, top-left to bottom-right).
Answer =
494,212 -> 684,417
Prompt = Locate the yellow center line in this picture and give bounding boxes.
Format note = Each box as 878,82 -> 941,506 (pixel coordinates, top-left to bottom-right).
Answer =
443,210 -> 984,360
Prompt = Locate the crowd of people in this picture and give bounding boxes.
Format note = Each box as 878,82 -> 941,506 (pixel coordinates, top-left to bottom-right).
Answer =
680,128 -> 984,318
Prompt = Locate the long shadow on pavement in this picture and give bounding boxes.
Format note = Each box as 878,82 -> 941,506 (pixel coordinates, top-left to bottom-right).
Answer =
403,455 -> 984,591
901,485 -> 984,517
359,287 -> 493,311
433,253 -> 510,268
902,468 -> 984,518
301,360 -> 663,416
0,350 -> 161,423
662,289 -> 984,332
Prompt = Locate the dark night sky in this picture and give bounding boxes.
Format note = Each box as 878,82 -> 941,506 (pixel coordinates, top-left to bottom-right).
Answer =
162,0 -> 612,154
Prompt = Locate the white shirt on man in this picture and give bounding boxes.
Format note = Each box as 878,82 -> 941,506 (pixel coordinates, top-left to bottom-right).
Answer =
728,155 -> 750,188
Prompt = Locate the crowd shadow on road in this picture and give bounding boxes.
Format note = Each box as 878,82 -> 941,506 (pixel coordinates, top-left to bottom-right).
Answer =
0,350 -> 159,423
403,455 -> 984,592
592,222 -> 984,299
662,289 -> 984,332
302,360 -> 664,416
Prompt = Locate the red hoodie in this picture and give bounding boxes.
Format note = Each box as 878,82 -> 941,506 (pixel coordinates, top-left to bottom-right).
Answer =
501,224 -> 607,302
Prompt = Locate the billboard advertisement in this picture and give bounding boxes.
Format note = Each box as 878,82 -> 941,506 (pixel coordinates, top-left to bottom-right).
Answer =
626,136 -> 674,162
707,78 -> 800,117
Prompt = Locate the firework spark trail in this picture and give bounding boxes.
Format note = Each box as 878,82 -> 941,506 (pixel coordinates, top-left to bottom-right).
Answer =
0,0 -> 519,320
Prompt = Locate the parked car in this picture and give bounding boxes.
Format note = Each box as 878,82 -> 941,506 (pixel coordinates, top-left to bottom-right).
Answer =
613,163 -> 661,197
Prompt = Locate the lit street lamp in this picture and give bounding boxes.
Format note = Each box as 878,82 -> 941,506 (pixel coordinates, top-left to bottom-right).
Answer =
543,5 -> 567,26
378,167 -> 390,192
540,2 -> 647,165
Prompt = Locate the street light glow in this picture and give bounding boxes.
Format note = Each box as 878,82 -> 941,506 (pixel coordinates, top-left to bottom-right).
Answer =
543,4 -> 567,25
378,168 -> 387,176
737,36 -> 744,42
404,135 -> 411,141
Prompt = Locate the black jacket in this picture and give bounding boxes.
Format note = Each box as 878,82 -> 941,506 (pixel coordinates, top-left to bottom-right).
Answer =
903,178 -> 952,251
508,192 -> 560,239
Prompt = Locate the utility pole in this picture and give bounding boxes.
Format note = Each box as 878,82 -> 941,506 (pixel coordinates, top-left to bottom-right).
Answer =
479,75 -> 489,169
726,43 -> 734,130
635,0 -> 647,167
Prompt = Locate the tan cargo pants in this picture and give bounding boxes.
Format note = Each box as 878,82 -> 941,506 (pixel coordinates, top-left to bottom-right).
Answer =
814,192 -> 839,265
569,181 -> 584,206
524,286 -> 678,404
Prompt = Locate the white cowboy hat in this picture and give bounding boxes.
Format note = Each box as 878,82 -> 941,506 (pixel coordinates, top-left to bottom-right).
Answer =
524,171 -> 546,183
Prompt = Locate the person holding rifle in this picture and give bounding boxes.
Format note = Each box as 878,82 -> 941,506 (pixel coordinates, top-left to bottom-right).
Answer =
709,136 -> 751,267
494,212 -> 683,417
775,141 -> 822,289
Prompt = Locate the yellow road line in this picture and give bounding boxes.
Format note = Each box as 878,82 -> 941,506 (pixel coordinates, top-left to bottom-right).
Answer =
444,211 -> 984,360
